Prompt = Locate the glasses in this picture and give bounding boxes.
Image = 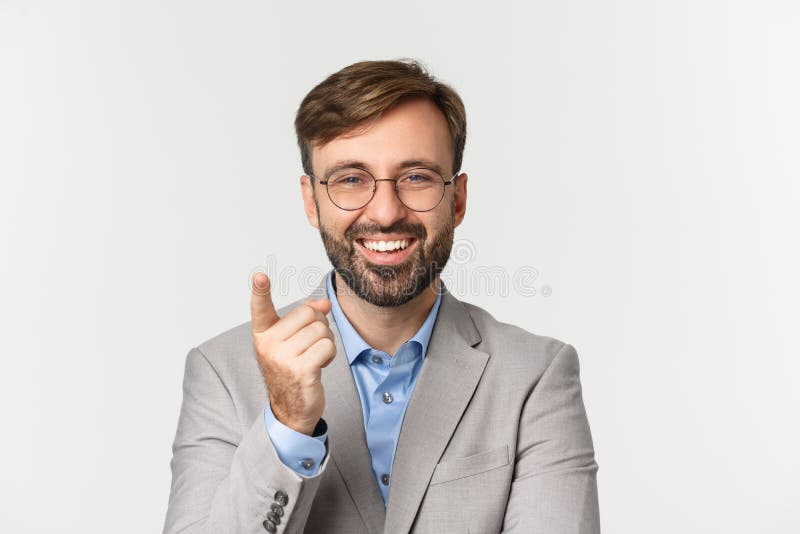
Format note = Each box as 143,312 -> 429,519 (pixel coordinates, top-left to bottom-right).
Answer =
309,167 -> 458,212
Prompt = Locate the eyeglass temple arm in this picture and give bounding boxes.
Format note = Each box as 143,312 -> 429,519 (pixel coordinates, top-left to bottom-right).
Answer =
308,174 -> 328,185
444,172 -> 460,185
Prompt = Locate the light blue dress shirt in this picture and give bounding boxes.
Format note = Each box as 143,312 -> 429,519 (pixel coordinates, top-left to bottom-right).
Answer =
264,270 -> 442,505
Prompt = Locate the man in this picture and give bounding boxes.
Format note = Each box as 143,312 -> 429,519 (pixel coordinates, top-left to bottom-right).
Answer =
164,60 -> 600,534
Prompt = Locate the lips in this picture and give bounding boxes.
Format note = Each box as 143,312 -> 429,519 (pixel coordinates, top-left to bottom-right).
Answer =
359,238 -> 412,252
355,237 -> 418,265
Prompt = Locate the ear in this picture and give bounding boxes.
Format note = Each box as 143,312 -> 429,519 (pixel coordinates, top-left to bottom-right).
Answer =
300,175 -> 320,229
453,173 -> 468,228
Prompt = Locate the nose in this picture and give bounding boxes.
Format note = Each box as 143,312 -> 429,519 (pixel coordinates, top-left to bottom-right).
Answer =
363,179 -> 408,227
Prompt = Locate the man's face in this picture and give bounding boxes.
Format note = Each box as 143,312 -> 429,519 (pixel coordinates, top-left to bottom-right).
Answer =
301,98 -> 468,307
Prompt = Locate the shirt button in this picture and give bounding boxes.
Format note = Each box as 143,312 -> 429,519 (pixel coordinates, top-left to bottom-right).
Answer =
371,355 -> 383,365
382,392 -> 393,404
381,473 -> 390,485
300,458 -> 315,470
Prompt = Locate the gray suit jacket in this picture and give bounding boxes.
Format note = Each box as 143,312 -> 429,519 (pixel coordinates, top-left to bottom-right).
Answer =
164,278 -> 600,533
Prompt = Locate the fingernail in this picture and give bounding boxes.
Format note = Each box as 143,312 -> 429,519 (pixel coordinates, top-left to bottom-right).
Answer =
253,272 -> 267,289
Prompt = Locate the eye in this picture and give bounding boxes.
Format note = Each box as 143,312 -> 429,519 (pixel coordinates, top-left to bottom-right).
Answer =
398,169 -> 438,188
329,170 -> 371,187
342,175 -> 364,185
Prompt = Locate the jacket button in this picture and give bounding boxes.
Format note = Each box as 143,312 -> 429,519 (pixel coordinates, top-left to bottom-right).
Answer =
262,519 -> 277,532
267,511 -> 281,525
270,502 -> 284,517
274,490 -> 289,506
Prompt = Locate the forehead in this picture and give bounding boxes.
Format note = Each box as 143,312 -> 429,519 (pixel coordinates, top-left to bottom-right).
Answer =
312,98 -> 454,175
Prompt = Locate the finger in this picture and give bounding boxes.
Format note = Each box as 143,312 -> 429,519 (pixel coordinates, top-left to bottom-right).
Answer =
297,337 -> 337,372
306,298 -> 332,316
250,272 -> 279,333
269,302 -> 329,341
281,320 -> 334,357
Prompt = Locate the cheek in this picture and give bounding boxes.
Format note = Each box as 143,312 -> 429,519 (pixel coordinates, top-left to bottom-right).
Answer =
421,211 -> 452,237
318,205 -> 361,234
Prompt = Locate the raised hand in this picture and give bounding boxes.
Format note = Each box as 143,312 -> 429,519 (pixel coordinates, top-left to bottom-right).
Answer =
251,272 -> 335,436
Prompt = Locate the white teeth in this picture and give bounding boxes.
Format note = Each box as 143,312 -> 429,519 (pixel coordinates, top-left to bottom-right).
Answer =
360,239 -> 411,252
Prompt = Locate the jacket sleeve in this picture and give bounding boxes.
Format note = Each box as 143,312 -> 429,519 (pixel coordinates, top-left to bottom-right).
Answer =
502,343 -> 601,533
163,347 -> 328,534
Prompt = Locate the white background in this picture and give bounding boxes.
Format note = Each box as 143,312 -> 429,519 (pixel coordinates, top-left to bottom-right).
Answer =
2,1 -> 798,532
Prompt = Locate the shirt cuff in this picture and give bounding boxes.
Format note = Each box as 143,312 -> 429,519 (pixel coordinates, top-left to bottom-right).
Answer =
263,402 -> 328,477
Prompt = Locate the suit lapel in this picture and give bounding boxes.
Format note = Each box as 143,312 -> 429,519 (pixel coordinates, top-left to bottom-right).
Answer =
309,276 -> 489,533
384,285 -> 489,533
315,279 -> 387,534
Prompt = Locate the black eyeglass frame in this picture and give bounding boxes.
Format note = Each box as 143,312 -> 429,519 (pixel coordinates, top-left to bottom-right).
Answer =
308,168 -> 460,212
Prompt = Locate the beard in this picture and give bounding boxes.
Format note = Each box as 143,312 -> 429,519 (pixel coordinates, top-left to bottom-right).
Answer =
319,215 -> 454,307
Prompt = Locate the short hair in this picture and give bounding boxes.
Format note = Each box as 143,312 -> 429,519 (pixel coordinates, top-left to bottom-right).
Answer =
294,59 -> 467,177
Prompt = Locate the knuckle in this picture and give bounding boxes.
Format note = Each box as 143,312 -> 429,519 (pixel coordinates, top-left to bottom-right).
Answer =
316,337 -> 335,352
311,321 -> 328,338
298,304 -> 316,323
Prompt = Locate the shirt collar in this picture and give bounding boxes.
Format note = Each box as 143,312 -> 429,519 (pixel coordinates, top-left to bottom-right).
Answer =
325,270 -> 442,365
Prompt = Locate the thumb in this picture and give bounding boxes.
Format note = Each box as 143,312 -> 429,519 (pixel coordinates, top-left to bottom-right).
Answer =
250,272 -> 279,333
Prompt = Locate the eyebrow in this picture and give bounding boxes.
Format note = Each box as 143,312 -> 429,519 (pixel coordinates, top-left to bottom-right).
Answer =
323,159 -> 446,180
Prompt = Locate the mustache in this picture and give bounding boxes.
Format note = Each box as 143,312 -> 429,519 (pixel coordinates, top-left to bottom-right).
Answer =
344,221 -> 427,242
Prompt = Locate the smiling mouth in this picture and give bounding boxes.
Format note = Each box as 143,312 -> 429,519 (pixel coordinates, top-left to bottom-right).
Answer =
356,237 -> 416,254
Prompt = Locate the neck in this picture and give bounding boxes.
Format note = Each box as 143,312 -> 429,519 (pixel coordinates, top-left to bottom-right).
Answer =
334,272 -> 440,356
